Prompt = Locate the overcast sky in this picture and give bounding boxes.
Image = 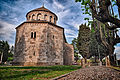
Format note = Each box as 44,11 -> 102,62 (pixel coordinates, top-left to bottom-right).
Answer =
0,0 -> 120,59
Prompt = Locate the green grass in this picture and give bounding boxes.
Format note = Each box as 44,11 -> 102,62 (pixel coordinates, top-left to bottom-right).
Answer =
0,65 -> 81,80
111,66 -> 120,71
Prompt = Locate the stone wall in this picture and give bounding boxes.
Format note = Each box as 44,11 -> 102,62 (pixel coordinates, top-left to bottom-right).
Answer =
13,22 -> 64,66
63,43 -> 74,65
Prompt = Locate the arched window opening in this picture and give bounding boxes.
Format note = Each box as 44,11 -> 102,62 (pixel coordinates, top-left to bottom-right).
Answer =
33,51 -> 35,56
34,32 -> 36,38
50,16 -> 52,22
54,17 -> 56,24
44,14 -> 47,20
29,16 -> 31,20
31,32 -> 36,39
32,14 -> 35,20
53,35 -> 54,39
37,13 -> 41,20
31,32 -> 33,38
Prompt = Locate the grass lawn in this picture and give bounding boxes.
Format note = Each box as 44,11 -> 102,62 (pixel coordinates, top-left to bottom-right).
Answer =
110,66 -> 120,71
0,65 -> 81,80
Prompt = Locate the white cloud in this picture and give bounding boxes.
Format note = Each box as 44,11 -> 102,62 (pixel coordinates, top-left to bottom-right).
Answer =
115,46 -> 120,60
117,28 -> 120,36
65,29 -> 75,34
57,9 -> 70,21
65,29 -> 78,38
0,20 -> 16,44
66,35 -> 77,38
52,0 -> 65,10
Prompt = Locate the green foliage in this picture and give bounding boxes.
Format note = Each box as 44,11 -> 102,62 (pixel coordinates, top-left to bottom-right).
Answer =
88,20 -> 93,26
72,38 -> 80,62
0,65 -> 81,80
84,18 -> 89,20
75,0 -> 92,27
7,57 -> 13,61
0,40 -> 10,62
114,14 -> 118,18
75,0 -> 82,2
8,51 -> 13,57
72,38 -> 79,53
111,0 -> 117,7
91,27 -> 95,33
77,24 -> 91,59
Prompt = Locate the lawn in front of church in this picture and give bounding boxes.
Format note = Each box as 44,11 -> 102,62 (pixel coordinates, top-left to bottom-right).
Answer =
0,65 -> 81,80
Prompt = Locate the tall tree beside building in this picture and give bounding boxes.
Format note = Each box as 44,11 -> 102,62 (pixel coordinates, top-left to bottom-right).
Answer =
71,38 -> 79,62
77,24 -> 91,63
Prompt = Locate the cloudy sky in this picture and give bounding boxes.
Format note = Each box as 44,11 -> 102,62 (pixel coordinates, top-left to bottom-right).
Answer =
0,0 -> 120,59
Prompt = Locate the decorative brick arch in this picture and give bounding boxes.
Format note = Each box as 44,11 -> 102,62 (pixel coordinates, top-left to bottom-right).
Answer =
54,17 -> 56,24
37,13 -> 41,20
32,14 -> 35,20
28,15 -> 31,20
44,14 -> 47,21
50,16 -> 52,22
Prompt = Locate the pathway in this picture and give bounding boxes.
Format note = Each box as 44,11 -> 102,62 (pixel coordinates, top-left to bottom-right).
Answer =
56,66 -> 120,80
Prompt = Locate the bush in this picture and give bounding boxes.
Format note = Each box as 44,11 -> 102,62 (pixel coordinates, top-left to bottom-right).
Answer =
7,57 -> 13,61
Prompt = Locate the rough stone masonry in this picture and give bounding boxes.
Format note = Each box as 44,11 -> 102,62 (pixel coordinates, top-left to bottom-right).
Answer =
13,6 -> 74,66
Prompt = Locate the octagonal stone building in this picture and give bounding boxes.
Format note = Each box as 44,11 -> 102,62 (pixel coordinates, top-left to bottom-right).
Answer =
13,6 -> 74,66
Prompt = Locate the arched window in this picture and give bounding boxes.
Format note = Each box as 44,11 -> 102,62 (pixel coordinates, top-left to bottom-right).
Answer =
31,32 -> 36,38
53,35 -> 54,39
29,16 -> 31,20
54,17 -> 56,24
50,16 -> 52,22
44,14 -> 47,20
34,32 -> 36,38
37,13 -> 41,20
33,51 -> 35,56
32,14 -> 35,20
31,32 -> 33,38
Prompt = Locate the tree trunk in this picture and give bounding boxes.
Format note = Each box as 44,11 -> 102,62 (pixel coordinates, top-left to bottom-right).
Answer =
106,56 -> 111,67
95,56 -> 97,63
84,57 -> 87,64
108,45 -> 116,66
0,52 -> 3,64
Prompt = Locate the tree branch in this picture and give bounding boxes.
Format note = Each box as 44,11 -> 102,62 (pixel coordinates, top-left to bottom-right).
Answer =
105,23 -> 119,30
90,0 -> 120,29
114,37 -> 120,45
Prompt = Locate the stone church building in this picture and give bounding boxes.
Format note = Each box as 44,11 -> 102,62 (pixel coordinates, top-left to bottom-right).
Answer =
13,6 -> 74,66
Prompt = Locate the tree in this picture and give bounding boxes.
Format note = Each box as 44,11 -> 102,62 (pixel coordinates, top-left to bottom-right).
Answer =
75,0 -> 120,29
77,24 -> 92,63
71,38 -> 80,62
90,24 -> 109,62
0,40 -> 10,63
7,46 -> 14,62
75,0 -> 120,65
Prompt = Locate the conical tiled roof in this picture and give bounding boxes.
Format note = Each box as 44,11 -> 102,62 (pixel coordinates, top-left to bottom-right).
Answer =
32,6 -> 51,12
